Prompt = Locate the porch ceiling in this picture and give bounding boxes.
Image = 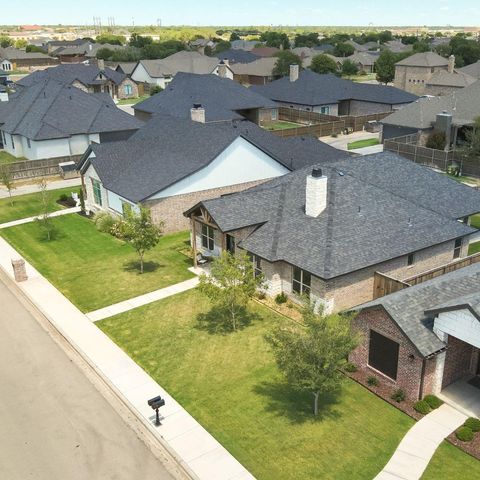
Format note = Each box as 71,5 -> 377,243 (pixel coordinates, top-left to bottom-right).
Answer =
434,309 -> 480,349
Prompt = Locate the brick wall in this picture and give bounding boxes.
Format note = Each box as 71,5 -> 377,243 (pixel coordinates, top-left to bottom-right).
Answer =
349,308 -> 437,400
442,336 -> 475,388
146,179 -> 267,233
117,78 -> 139,99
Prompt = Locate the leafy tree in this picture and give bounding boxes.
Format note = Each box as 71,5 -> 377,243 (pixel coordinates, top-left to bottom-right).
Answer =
213,40 -> 231,55
341,59 -> 359,76
413,41 -> 431,53
435,44 -> 452,58
26,44 -> 46,53
462,117 -> 480,159
96,48 -> 115,60
401,35 -> 418,45
230,32 -> 241,42
198,251 -> 264,331
0,36 -> 13,48
375,49 -> 396,84
204,45 -> 213,56
310,54 -> 338,75
142,40 -> 185,60
129,33 -> 153,48
110,48 -> 142,62
0,165 -> 15,206
150,85 -> 163,96
260,31 -> 289,50
36,179 -> 55,241
113,205 -> 163,274
266,302 -> 359,416
333,42 -> 354,58
294,33 -> 320,48
96,34 -> 125,45
378,30 -> 393,44
15,39 -> 28,49
273,51 -> 302,77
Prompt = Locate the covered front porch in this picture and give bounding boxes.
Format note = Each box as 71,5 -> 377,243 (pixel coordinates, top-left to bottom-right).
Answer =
439,378 -> 480,418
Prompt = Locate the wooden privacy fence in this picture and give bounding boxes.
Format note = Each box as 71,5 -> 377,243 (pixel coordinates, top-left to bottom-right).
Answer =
373,252 -> 480,299
3,155 -> 82,181
384,133 -> 480,177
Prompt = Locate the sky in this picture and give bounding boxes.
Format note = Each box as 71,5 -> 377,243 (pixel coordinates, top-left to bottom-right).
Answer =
2,0 -> 480,26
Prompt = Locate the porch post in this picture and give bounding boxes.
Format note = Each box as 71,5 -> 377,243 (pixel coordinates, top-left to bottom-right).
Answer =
192,218 -> 198,268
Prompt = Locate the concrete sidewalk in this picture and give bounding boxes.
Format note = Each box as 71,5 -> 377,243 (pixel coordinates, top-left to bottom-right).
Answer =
0,206 -> 81,229
0,178 -> 81,199
0,237 -> 255,480
375,404 -> 467,480
86,277 -> 199,322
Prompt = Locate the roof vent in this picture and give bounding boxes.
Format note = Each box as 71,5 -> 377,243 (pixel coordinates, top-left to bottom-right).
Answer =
312,168 -> 323,178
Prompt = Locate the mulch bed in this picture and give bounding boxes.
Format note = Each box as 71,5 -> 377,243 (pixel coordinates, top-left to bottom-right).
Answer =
56,198 -> 77,208
447,430 -> 480,460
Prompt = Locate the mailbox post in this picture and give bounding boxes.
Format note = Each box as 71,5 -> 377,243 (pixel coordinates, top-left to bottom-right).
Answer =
147,396 -> 165,426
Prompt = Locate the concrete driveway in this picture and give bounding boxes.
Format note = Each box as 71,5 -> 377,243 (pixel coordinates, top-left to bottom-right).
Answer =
0,276 -> 180,480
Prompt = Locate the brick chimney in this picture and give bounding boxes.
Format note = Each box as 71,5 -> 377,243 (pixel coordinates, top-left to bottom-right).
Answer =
190,103 -> 205,123
217,60 -> 228,78
305,168 -> 328,217
448,55 -> 455,74
289,64 -> 299,82
97,58 -> 105,70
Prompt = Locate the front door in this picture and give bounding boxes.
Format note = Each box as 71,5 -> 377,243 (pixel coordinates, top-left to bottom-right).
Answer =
226,234 -> 235,255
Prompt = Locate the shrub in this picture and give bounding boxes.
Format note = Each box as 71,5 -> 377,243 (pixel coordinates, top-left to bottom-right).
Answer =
343,362 -> 357,373
424,394 -> 443,410
331,133 -> 338,138
456,426 -> 474,442
275,292 -> 288,304
150,85 -> 163,96
391,389 -> 406,403
59,193 -> 69,202
464,417 -> 480,433
367,376 -> 379,386
413,400 -> 431,415
256,290 -> 266,300
426,131 -> 446,150
93,211 -> 117,233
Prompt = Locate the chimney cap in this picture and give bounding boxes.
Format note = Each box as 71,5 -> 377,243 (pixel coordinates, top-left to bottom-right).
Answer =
192,103 -> 202,109
311,168 -> 323,178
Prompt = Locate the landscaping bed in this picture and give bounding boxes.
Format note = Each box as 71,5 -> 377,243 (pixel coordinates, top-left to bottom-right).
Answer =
447,428 -> 480,460
0,214 -> 194,312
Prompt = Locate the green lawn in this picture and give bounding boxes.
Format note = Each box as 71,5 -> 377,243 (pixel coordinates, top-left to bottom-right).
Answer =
0,187 -> 76,224
471,214 -> 480,230
264,120 -> 303,131
347,138 -> 380,150
0,214 -> 194,312
469,241 -> 480,255
117,95 -> 149,105
0,150 -> 23,164
422,441 -> 480,479
98,289 -> 416,480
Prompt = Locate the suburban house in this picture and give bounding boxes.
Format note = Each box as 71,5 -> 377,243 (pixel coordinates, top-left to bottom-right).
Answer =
230,40 -> 261,51
184,152 -> 480,313
16,63 -> 139,100
324,52 -> 379,74
394,52 -> 474,95
48,41 -> 129,63
132,72 -> 279,125
189,38 -> 217,55
381,80 -> 480,141
214,49 -> 260,64
250,47 -> 280,58
383,40 -> 413,54
350,262 -> 480,401
458,60 -> 480,80
0,47 -> 59,71
252,67 -> 417,115
0,79 -> 142,160
113,62 -> 137,77
77,111 -> 348,232
230,57 -> 278,85
130,51 -> 222,88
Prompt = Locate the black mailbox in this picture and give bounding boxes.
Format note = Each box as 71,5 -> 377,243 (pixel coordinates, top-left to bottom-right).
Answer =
147,395 -> 165,426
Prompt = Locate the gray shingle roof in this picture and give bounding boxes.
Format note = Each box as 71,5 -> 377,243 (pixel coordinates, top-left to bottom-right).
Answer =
81,113 -> 349,203
426,69 -> 476,88
382,80 -> 480,129
17,64 -> 126,88
229,57 -> 277,77
193,153 -> 479,281
0,80 -> 142,140
355,263 -> 480,356
458,60 -> 480,80
215,49 -> 260,64
395,52 -> 449,67
251,70 -> 417,106
0,47 -> 55,61
134,72 -> 277,122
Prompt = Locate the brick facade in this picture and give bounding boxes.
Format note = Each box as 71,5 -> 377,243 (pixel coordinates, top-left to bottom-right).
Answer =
394,65 -> 447,95
442,336 -> 477,388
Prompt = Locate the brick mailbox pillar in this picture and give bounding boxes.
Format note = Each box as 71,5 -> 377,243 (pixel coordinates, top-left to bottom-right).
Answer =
11,259 -> 28,282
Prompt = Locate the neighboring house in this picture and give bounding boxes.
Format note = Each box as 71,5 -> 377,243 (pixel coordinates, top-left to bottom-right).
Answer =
230,40 -> 261,51
383,40 -> 413,54
0,69 -> 9,85
0,47 -> 59,71
215,49 -> 260,64
16,63 -> 138,100
458,60 -> 480,80
326,52 -> 379,74
133,72 -> 279,125
393,52 -> 469,95
0,79 -> 142,160
313,44 -> 335,54
48,41 -> 126,63
77,111 -> 348,232
230,57 -> 279,85
113,62 -> 137,77
189,38 -> 216,54
350,262 -> 480,401
381,80 -> 480,141
131,51 -> 221,88
252,68 -> 417,115
184,153 -> 479,313
47,39 -> 89,54
250,47 -> 280,58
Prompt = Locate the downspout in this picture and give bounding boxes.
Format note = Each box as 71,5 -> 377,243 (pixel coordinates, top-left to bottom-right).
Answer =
418,357 -> 427,400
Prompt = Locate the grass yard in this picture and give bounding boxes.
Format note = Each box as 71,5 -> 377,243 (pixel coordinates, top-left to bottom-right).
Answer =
0,150 -> 23,164
0,187 -> 76,224
469,241 -> 480,255
470,214 -> 480,230
347,138 -> 380,150
117,95 -> 149,105
0,214 -> 194,312
422,441 -> 480,479
264,120 -> 303,131
98,289 -> 417,480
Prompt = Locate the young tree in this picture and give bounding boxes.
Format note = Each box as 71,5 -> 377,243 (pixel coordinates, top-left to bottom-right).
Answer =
0,165 -> 15,206
114,205 -> 163,274
461,117 -> 480,159
266,302 -> 359,416
198,251 -> 263,331
272,51 -> 302,77
36,179 -> 55,241
310,54 -> 338,75
333,42 -> 355,58
341,59 -> 359,76
375,49 -> 396,84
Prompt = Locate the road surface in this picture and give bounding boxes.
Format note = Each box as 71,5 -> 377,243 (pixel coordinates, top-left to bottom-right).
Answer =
0,275 -> 180,480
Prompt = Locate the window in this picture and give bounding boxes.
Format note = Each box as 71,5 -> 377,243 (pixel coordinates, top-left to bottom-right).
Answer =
27,138 -> 31,148
248,253 -> 262,278
368,330 -> 400,380
271,109 -> 278,121
201,224 -> 214,251
292,266 -> 311,297
453,238 -> 462,259
320,106 -> 330,114
226,234 -> 235,254
124,84 -> 133,95
92,179 -> 102,206
407,253 -> 415,266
